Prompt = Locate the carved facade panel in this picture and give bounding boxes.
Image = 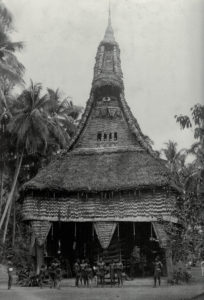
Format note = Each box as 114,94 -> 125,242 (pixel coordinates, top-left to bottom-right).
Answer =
95,106 -> 122,119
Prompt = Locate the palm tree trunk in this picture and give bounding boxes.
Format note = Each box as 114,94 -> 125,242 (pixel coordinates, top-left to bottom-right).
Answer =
0,151 -> 23,230
0,161 -> 4,216
2,201 -> 12,244
12,198 -> 16,247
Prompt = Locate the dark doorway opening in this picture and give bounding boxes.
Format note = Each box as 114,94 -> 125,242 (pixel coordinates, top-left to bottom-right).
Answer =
46,221 -> 164,277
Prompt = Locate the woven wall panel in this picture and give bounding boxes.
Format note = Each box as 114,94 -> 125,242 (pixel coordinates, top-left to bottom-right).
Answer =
94,222 -> 117,249
23,192 -> 177,223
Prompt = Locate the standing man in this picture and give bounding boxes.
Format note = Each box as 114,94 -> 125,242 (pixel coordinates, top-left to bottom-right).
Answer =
86,261 -> 93,287
116,259 -> 123,287
38,263 -> 47,288
55,263 -> 62,289
48,260 -> 57,288
97,257 -> 105,286
7,261 -> 14,290
80,259 -> 88,286
74,259 -> 81,287
153,256 -> 163,287
109,260 -> 116,286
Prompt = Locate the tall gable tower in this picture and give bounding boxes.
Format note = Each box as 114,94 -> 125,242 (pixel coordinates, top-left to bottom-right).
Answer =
22,9 -> 176,197
68,12 -> 156,155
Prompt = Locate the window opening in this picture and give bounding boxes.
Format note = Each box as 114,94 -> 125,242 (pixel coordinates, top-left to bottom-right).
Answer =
114,132 -> 117,141
104,133 -> 107,141
97,132 -> 102,141
109,133 -> 112,141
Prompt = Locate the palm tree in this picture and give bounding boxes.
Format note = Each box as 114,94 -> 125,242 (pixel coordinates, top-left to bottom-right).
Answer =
0,3 -> 24,212
46,88 -> 82,148
0,81 -> 50,231
162,140 -> 186,173
0,2 -> 24,89
0,78 -> 16,220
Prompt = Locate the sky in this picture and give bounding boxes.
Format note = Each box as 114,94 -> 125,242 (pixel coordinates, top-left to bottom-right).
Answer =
5,0 -> 204,152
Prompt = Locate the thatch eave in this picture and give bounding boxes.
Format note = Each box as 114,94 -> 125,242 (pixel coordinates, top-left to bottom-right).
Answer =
22,149 -> 179,195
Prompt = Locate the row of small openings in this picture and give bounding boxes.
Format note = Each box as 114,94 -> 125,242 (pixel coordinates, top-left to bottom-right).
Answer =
97,132 -> 117,141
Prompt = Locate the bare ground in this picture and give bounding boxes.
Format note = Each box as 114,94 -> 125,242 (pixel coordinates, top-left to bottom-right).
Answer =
0,267 -> 203,300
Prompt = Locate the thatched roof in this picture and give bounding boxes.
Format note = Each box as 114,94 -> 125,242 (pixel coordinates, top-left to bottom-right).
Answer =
22,18 -> 179,197
23,148 -> 173,193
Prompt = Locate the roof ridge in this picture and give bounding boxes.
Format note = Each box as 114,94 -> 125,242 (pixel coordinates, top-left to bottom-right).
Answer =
119,92 -> 158,158
67,93 -> 94,151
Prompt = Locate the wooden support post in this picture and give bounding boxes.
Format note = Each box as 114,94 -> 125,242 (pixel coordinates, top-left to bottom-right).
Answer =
165,247 -> 173,281
36,242 -> 44,275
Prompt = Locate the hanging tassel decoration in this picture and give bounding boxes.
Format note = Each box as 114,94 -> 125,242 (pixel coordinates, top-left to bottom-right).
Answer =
74,222 -> 77,238
133,222 -> 135,239
44,240 -> 48,257
73,222 -> 77,250
57,239 -> 61,255
84,243 -> 86,257
150,223 -> 153,241
51,223 -> 54,240
73,240 -> 76,250
92,223 -> 94,240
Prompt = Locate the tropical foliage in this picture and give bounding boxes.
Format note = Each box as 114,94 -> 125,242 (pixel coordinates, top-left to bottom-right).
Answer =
0,4 -> 82,258
0,1 -> 24,86
0,81 -> 82,257
161,104 -> 204,265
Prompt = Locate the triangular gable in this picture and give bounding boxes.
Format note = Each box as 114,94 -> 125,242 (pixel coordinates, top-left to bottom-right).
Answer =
67,92 -> 157,158
94,222 -> 117,249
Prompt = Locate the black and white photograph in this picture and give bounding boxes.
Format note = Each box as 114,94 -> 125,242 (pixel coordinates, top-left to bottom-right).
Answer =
0,0 -> 203,299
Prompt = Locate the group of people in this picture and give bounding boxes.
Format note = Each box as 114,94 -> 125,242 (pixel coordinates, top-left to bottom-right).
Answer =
74,257 -> 124,287
39,259 -> 62,289
7,255 -> 164,290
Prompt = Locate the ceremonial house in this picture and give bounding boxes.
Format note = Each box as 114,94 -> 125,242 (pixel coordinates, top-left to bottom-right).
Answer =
21,12 -> 178,278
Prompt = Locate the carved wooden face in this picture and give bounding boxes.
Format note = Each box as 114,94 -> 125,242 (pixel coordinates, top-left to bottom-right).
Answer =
102,96 -> 111,102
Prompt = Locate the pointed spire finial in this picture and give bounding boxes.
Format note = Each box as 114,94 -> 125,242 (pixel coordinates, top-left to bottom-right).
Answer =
108,0 -> 111,26
103,0 -> 115,43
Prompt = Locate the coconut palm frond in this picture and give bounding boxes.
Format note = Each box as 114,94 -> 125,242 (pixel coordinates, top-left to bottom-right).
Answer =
35,94 -> 50,111
0,2 -> 13,30
7,82 -> 51,154
0,41 -> 24,52
0,51 -> 24,85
